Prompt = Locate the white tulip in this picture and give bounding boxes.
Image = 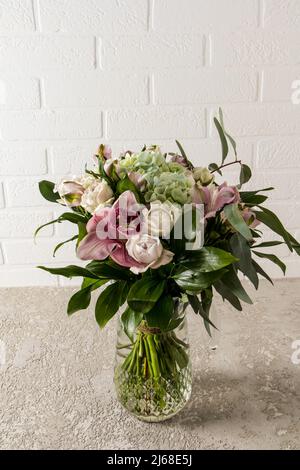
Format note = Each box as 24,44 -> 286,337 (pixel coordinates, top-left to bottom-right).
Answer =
55,177 -> 85,207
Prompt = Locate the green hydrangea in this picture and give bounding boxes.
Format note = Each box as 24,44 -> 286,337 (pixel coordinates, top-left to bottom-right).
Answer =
145,171 -> 194,205
119,148 -> 168,182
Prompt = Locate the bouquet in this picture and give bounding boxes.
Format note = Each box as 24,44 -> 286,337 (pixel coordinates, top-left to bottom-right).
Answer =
36,109 -> 300,421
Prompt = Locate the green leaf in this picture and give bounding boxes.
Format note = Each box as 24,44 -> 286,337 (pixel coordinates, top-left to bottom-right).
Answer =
175,140 -> 188,160
95,281 -> 128,328
254,207 -> 293,251
252,260 -> 274,285
187,294 -> 201,314
240,188 -> 274,204
214,117 -> 229,164
121,307 -> 143,342
77,222 -> 87,248
287,231 -> 300,256
34,218 -> 60,238
34,212 -> 87,238
214,280 -> 242,311
252,250 -> 286,275
219,108 -> 237,157
116,176 -> 143,202
242,195 -> 268,206
252,240 -> 284,248
59,212 -> 88,224
127,277 -> 166,313
239,164 -> 252,187
38,180 -> 59,203
67,285 -> 94,315
223,203 -> 253,241
53,235 -> 78,257
208,163 -> 222,176
169,205 -> 201,255
37,265 -> 100,279
221,265 -> 252,304
229,233 -> 258,289
86,260 -> 134,281
81,277 -> 108,290
145,295 -> 175,331
200,288 -> 216,336
173,268 -> 227,292
179,247 -> 238,272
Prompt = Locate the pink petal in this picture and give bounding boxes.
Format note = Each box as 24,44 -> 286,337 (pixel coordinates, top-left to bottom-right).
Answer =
86,207 -> 111,233
110,244 -> 144,269
77,231 -> 117,261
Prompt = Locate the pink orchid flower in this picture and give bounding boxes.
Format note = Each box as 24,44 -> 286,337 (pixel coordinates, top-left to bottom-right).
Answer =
242,207 -> 260,229
77,191 -> 146,269
200,182 -> 240,219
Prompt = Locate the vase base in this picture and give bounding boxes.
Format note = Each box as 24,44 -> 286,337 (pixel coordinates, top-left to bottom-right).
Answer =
125,391 -> 192,423
115,366 -> 192,423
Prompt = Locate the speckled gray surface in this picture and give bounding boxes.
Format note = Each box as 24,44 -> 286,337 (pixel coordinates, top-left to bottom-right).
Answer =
0,279 -> 300,450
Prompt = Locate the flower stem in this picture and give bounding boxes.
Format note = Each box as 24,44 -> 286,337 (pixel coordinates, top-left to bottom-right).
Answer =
211,159 -> 241,173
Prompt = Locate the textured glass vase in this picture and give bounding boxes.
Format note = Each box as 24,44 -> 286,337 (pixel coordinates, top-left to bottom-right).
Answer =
114,302 -> 192,422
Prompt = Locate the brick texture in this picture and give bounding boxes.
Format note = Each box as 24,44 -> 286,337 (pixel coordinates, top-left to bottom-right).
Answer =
0,0 -> 300,285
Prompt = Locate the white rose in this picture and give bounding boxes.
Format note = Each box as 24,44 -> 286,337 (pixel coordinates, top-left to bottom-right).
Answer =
126,234 -> 174,274
55,177 -> 85,207
80,179 -> 114,214
145,201 -> 182,238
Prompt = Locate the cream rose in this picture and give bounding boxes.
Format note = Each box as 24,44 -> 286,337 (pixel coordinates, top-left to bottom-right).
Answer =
80,178 -> 114,214
126,234 -> 174,274
145,201 -> 182,238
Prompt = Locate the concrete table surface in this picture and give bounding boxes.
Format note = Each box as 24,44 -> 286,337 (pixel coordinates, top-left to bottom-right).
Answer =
0,279 -> 300,450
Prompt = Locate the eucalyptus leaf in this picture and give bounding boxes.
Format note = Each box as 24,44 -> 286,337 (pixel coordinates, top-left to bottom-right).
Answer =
230,233 -> 258,289
221,266 -> 252,304
208,163 -> 222,176
252,250 -> 286,275
223,203 -> 253,241
252,240 -> 284,248
254,207 -> 293,251
252,260 -> 274,285
214,117 -> 229,163
214,280 -> 242,311
200,288 -> 216,336
239,164 -> 252,186
187,294 -> 201,314
218,107 -> 237,157
240,188 -> 274,204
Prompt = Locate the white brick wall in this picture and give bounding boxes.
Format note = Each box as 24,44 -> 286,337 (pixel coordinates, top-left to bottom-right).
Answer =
0,0 -> 299,286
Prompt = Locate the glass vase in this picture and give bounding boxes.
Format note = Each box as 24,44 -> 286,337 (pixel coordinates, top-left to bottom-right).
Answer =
114,301 -> 192,422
